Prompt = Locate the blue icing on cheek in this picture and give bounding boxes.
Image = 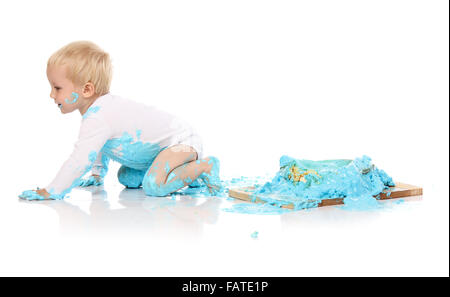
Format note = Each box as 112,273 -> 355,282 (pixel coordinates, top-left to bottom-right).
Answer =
65,92 -> 79,104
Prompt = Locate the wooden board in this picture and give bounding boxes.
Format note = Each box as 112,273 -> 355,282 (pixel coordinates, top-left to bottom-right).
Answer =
228,182 -> 423,209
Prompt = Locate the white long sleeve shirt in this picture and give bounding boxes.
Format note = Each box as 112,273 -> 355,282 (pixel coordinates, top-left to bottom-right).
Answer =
46,93 -> 196,197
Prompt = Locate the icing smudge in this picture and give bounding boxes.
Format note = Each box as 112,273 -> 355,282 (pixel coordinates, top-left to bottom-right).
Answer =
65,92 -> 79,104
82,106 -> 101,119
252,155 -> 395,211
101,131 -> 165,170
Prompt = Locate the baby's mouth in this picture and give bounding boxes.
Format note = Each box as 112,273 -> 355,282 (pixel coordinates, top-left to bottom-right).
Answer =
57,103 -> 62,109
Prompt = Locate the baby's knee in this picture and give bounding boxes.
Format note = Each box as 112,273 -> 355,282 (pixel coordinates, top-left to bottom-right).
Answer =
142,177 -> 165,197
142,172 -> 179,197
117,165 -> 146,188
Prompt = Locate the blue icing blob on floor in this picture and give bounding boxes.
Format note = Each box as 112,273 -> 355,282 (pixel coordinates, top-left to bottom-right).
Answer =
222,203 -> 292,215
253,155 -> 395,211
341,194 -> 381,211
182,155 -> 396,214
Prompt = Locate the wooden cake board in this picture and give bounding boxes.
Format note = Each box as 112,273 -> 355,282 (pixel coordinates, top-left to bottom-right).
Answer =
228,182 -> 423,209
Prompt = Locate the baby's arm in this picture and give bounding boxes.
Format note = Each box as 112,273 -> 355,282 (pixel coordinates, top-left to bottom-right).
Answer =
78,152 -> 110,187
19,116 -> 111,200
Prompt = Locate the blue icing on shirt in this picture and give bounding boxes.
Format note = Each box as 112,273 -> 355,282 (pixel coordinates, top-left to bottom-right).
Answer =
101,131 -> 166,170
82,106 -> 101,119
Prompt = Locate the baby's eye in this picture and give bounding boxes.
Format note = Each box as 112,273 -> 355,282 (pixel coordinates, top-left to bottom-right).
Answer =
54,87 -> 61,90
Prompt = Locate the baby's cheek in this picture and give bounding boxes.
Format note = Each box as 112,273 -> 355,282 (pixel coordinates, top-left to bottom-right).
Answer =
65,92 -> 79,104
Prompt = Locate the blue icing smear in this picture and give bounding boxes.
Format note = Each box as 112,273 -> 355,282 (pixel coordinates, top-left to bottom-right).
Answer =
18,190 -> 50,201
142,162 -> 194,197
82,106 -> 101,119
65,92 -> 79,104
178,156 -> 396,214
253,155 -> 395,211
101,131 -> 166,171
77,175 -> 104,187
117,165 -> 146,188
164,161 -> 171,174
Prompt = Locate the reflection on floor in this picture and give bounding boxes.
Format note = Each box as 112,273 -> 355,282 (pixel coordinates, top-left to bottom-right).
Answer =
17,182 -> 423,241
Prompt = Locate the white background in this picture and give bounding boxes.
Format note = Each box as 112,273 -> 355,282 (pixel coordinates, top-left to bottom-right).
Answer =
0,0 -> 448,276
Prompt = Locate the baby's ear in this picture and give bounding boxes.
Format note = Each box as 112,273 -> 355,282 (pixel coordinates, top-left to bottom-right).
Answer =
82,82 -> 96,98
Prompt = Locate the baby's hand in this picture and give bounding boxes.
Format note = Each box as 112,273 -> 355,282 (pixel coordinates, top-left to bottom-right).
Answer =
78,175 -> 103,187
19,188 -> 52,201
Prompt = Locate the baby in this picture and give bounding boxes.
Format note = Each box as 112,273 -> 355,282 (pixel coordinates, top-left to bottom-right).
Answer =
19,41 -> 221,200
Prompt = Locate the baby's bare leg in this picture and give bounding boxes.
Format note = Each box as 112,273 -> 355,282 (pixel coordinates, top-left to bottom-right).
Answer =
142,144 -> 213,196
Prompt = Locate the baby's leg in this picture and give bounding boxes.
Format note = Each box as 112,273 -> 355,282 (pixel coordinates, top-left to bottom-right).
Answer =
142,144 -> 215,197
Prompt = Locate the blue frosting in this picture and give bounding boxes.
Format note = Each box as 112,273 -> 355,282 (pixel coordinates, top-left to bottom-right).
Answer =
164,161 -> 171,174
82,106 -> 101,119
197,157 -> 222,195
77,175 -> 104,187
64,92 -> 79,104
183,155 -> 396,214
223,202 -> 292,215
253,155 -> 395,211
101,131 -> 166,171
117,165 -> 146,188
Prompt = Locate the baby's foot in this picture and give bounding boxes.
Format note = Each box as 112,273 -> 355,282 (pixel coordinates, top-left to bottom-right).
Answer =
198,156 -> 222,195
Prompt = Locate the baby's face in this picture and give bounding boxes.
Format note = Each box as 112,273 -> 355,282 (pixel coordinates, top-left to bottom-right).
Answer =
46,65 -> 82,114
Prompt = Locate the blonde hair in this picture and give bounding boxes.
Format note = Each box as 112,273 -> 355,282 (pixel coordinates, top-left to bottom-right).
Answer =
47,41 -> 112,95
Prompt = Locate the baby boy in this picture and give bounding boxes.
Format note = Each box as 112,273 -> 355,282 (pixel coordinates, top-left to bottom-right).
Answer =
19,41 -> 221,200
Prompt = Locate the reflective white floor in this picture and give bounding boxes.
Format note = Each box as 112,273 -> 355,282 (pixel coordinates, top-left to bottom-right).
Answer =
1,177 -> 448,276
